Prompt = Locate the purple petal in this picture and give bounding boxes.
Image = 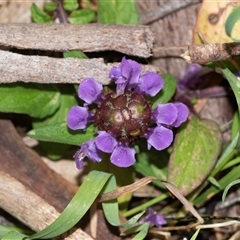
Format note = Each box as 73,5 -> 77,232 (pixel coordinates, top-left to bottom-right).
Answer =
109,67 -> 121,80
95,131 -> 117,153
110,144 -> 136,167
110,57 -> 141,94
67,106 -> 90,130
146,126 -> 173,151
152,103 -> 178,125
142,208 -> 167,227
124,59 -> 141,87
78,78 -> 103,104
178,64 -> 202,90
137,72 -> 164,96
172,103 -> 189,127
74,140 -> 102,169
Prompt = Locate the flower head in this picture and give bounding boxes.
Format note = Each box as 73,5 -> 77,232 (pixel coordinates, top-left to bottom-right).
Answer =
67,57 -> 189,168
140,208 -> 167,227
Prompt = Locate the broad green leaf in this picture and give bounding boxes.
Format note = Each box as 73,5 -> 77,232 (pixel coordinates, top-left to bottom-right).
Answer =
151,74 -> 177,107
97,0 -> 139,24
168,117 -> 222,196
32,88 -> 78,159
44,2 -> 58,12
194,164 -> 240,205
63,0 -> 78,11
31,3 -> 52,23
63,50 -> 88,59
69,9 -> 95,24
0,83 -> 60,118
30,171 -> 111,239
28,123 -> 96,146
222,179 -> 240,202
225,6 -> 240,41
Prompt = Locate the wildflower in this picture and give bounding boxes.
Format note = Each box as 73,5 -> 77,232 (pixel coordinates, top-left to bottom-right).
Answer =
67,57 -> 189,169
140,208 -> 167,227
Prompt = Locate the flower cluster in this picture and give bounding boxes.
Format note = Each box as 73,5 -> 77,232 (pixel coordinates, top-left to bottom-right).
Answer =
67,57 -> 189,169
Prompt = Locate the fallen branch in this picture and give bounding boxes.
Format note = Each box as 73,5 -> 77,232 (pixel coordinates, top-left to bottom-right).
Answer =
0,23 -> 154,58
0,50 -> 158,84
181,43 -> 240,64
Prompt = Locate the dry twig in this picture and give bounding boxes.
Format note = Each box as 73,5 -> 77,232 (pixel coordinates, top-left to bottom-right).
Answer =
0,23 -> 154,58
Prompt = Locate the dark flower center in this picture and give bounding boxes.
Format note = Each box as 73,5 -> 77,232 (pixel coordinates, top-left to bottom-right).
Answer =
94,91 -> 152,143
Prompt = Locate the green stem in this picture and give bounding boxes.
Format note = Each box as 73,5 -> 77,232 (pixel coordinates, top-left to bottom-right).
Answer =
123,193 -> 168,218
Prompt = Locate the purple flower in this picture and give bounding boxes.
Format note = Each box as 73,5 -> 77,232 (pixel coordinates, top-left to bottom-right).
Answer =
140,208 -> 167,227
67,57 -> 189,169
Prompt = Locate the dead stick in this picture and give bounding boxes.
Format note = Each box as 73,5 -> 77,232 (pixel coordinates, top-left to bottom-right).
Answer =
181,43 -> 240,64
0,50 -> 158,84
0,23 -> 154,58
0,170 -> 93,240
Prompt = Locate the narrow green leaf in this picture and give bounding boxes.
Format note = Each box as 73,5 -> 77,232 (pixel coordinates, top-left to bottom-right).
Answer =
134,149 -> 168,189
208,177 -> 221,188
190,229 -> 201,240
231,111 -> 240,140
63,50 -> 88,59
168,117 -> 222,196
0,226 -> 28,240
30,171 -> 111,239
151,74 -> 177,107
31,3 -> 52,23
101,159 -> 144,228
132,223 -> 149,240
1,231 -> 27,240
63,0 -> 79,11
44,2 -> 58,12
97,0 -> 139,24
194,164 -> 240,205
222,179 -> 240,202
0,83 -> 60,118
221,67 -> 240,148
69,9 -> 95,24
225,6 -> 240,41
28,123 -> 96,146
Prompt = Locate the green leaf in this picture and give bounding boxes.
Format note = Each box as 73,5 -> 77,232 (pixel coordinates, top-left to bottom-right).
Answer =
225,6 -> 240,41
221,67 -> 240,148
44,2 -> 58,12
168,117 -> 222,196
28,122 -> 96,146
69,9 -> 95,24
0,83 -> 60,118
32,87 -> 78,159
231,111 -> 240,140
151,74 -> 177,107
194,164 -> 240,205
31,3 -> 52,23
63,50 -> 88,59
30,170 -> 111,239
97,0 -> 139,24
222,179 -> 240,202
0,226 -> 28,240
132,223 -> 149,240
134,148 -> 168,189
63,0 -> 79,11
